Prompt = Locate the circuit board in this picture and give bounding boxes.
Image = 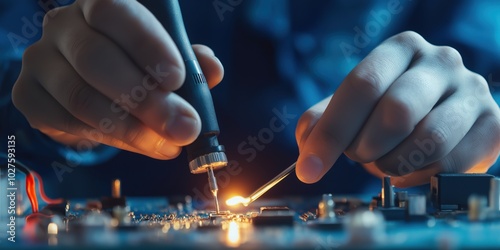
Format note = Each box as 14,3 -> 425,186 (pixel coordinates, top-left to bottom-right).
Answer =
1,174 -> 500,249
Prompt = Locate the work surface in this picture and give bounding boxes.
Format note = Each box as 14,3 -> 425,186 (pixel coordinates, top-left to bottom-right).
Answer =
1,174 -> 500,249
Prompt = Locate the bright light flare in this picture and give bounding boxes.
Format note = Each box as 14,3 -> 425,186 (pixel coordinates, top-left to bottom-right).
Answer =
226,221 -> 241,247
225,196 -> 250,206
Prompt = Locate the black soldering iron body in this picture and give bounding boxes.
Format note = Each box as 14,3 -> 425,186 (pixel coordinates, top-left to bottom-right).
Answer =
162,0 -> 227,174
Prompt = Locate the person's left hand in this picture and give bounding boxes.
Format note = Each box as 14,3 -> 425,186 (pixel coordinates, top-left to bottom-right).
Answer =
295,31 -> 500,187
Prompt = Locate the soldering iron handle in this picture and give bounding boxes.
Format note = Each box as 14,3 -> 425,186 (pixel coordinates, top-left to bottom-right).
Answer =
162,0 -> 197,61
162,0 -> 225,163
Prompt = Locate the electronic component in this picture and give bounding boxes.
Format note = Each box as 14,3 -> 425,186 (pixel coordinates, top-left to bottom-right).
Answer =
381,176 -> 394,208
375,176 -> 406,220
100,179 -> 126,209
252,206 -> 294,226
407,194 -> 426,216
468,195 -> 487,221
318,194 -> 335,220
396,191 -> 408,208
431,173 -> 494,210
490,177 -> 500,211
163,0 -> 227,214
40,202 -> 69,217
3,162 -> 500,249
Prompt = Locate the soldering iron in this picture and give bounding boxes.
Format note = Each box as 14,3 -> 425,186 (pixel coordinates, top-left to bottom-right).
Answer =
163,0 -> 227,213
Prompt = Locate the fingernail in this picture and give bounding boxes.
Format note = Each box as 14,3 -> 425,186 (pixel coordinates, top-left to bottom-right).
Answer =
166,114 -> 199,145
297,154 -> 324,183
196,46 -> 215,57
213,56 -> 222,66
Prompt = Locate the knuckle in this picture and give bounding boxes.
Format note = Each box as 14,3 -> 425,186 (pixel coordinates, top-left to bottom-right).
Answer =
296,104 -> 328,147
21,42 -> 41,68
82,0 -> 122,26
468,72 -> 490,94
433,46 -> 463,69
69,35 -> 98,69
344,147 -> 369,163
67,82 -> 93,114
391,31 -> 427,49
438,156 -> 459,173
296,110 -> 319,135
379,96 -> 415,136
420,125 -> 450,157
11,78 -> 28,113
348,69 -> 385,98
469,72 -> 488,86
295,114 -> 312,142
43,6 -> 66,28
121,123 -> 148,148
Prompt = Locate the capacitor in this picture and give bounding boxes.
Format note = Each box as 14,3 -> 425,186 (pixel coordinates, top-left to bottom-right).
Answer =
468,195 -> 487,221
112,179 -> 121,199
318,194 -> 335,220
396,191 -> 408,208
407,194 -> 426,216
381,176 -> 394,208
489,177 -> 500,211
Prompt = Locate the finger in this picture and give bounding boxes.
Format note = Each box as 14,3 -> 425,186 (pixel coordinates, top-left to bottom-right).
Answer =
31,43 -> 181,158
296,31 -> 430,184
373,73 -> 490,175
295,96 -> 332,149
13,73 -> 176,160
45,5 -> 201,146
346,63 -> 452,163
391,113 -> 500,188
15,79 -> 179,160
192,44 -> 224,89
76,0 -> 185,91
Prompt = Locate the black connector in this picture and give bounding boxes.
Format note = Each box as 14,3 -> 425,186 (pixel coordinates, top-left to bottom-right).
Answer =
431,173 -> 493,211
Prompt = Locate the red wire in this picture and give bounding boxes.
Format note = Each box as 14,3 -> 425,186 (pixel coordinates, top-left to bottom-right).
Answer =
32,171 -> 64,204
26,173 -> 39,213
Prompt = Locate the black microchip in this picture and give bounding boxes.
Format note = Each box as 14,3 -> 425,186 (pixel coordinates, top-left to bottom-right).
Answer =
430,173 -> 493,211
100,196 -> 126,210
41,201 -> 69,216
253,206 -> 294,226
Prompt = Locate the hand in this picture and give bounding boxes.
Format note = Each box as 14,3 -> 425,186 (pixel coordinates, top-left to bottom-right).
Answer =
295,31 -> 500,187
12,0 -> 224,160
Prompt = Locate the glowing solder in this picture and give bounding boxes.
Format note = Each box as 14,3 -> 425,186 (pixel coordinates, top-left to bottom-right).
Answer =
226,162 -> 296,207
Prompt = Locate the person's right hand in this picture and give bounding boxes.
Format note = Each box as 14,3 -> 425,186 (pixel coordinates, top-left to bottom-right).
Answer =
12,0 -> 224,160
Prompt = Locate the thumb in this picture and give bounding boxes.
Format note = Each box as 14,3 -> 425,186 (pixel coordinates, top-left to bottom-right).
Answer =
295,96 -> 333,183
